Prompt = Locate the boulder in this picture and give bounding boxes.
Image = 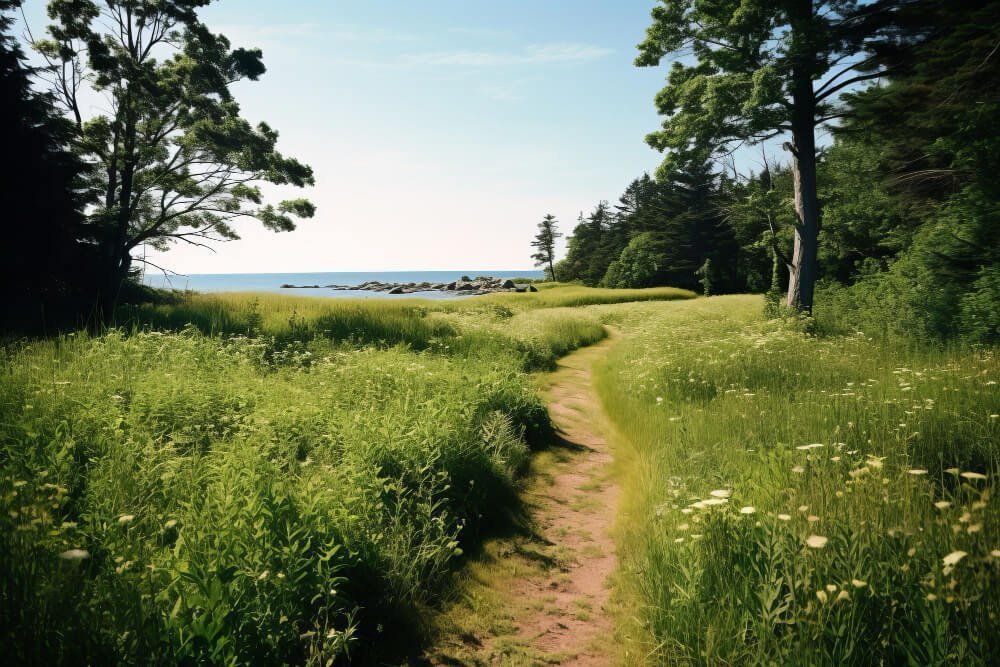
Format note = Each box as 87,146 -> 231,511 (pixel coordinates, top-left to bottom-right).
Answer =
527,284 -> 538,292
387,286 -> 405,294
500,279 -> 516,288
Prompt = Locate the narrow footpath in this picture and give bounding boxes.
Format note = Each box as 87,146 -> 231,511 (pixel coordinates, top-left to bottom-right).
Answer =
425,331 -> 621,666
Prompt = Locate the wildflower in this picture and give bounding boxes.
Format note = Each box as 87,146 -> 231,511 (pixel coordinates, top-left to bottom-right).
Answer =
825,584 -> 838,593
960,471 -> 987,481
990,550 -> 1000,558
907,547 -> 916,557
816,590 -> 828,603
792,466 -> 805,474
942,551 -> 967,567
849,467 -> 870,478
258,570 -> 269,580
677,523 -> 689,531
656,396 -> 663,403
990,414 -> 999,420
944,468 -> 959,475
680,508 -> 693,514
163,519 -> 178,529
709,489 -> 731,498
796,443 -> 824,450
777,514 -> 791,521
118,514 -> 135,525
830,456 -> 841,462
806,535 -> 829,549
836,590 -> 850,603
740,506 -> 756,514
674,537 -> 684,543
59,549 -> 90,561
926,593 -> 938,601
934,501 -> 951,510
851,579 -> 867,588
866,458 -> 884,469
907,469 -> 928,475
807,515 -> 820,523
967,523 -> 983,534
798,505 -> 809,512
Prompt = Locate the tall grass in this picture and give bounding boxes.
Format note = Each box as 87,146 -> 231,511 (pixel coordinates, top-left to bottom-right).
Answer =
0,285 -> 685,663
594,296 -> 999,664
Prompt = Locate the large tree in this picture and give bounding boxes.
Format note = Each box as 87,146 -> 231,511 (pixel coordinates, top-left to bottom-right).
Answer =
636,0 -> 911,312
30,0 -> 315,313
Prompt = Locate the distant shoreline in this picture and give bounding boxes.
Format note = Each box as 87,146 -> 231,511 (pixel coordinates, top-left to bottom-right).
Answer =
143,270 -> 546,298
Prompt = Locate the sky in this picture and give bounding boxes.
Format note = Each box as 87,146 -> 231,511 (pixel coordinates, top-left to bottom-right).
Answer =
19,1 -> 684,274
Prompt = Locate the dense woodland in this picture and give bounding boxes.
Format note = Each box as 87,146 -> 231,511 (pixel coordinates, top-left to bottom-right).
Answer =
554,0 -> 999,343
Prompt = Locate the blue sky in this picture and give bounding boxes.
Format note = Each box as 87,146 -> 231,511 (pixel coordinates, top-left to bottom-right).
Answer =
20,1 -> 681,273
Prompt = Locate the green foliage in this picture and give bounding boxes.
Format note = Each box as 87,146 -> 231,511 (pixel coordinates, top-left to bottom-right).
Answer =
593,296 -> 1000,664
530,214 -> 562,281
34,0 -> 314,311
603,232 -> 660,289
0,286 -> 693,662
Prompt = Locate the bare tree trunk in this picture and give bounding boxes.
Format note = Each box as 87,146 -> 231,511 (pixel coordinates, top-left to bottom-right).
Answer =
785,76 -> 820,313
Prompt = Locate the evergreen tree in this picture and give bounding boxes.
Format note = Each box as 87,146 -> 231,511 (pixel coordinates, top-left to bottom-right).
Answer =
1,0 -> 94,331
636,0 -> 912,312
530,214 -> 561,281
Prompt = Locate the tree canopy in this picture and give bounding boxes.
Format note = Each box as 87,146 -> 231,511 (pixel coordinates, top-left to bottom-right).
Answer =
31,0 -> 315,312
635,0 -> 916,311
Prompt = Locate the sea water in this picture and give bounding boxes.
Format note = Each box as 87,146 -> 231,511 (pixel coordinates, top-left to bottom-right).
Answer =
142,270 -> 546,299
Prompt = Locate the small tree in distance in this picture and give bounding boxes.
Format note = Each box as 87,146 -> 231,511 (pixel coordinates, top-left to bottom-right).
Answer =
531,214 -> 562,282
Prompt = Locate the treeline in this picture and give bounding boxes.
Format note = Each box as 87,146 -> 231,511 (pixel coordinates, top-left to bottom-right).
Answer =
558,0 -> 998,344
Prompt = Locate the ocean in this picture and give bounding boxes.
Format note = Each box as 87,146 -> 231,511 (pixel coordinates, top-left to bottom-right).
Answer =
142,270 -> 547,299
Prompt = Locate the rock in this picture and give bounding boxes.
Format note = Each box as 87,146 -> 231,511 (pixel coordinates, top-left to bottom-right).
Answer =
500,279 -> 516,288
388,286 -> 405,294
456,281 -> 476,291
527,284 -> 538,292
515,287 -> 527,293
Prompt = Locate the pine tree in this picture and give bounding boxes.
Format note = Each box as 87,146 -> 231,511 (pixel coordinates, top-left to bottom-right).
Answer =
530,214 -> 562,281
1,0 -> 94,330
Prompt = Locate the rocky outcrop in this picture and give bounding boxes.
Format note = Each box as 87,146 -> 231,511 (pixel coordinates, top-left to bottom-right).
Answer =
281,276 -> 539,296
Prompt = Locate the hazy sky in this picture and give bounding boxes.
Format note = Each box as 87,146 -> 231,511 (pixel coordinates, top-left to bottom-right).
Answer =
20,1 -> 681,274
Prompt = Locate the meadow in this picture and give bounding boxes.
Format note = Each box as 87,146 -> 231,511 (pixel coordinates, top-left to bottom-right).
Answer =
0,285 -> 693,664
593,296 -> 999,664
2,286 -> 997,664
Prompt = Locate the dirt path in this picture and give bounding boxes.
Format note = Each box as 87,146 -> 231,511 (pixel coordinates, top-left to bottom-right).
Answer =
425,331 -> 621,666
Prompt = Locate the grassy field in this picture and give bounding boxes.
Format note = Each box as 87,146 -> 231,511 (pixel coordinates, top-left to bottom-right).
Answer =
3,286 -> 996,664
0,285 -> 693,664
592,296 -> 999,664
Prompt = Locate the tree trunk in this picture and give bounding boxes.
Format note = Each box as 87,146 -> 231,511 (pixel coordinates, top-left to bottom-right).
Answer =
786,78 -> 820,313
548,257 -> 558,282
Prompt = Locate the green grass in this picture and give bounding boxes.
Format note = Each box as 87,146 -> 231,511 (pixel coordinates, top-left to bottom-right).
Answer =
592,296 -> 1000,664
0,285 -> 691,664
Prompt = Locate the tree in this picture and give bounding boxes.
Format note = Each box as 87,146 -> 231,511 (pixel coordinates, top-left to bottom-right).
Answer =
1,0 -> 95,330
31,0 -> 315,314
530,214 -> 561,281
636,0 -> 911,312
